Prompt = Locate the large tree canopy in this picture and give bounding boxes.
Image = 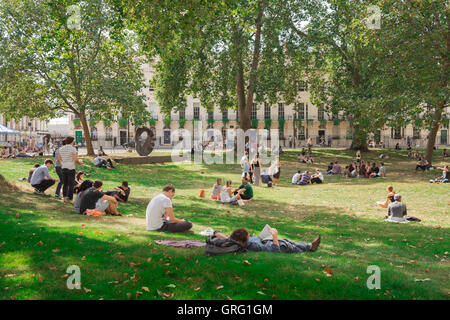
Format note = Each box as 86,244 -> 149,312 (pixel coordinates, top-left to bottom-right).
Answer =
0,0 -> 148,155
121,0 -> 314,131
374,0 -> 449,164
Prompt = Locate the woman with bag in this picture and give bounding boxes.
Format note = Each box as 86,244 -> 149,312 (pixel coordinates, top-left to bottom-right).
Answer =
252,153 -> 262,186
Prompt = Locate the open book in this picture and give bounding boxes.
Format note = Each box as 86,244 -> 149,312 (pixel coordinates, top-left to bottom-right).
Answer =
258,224 -> 273,241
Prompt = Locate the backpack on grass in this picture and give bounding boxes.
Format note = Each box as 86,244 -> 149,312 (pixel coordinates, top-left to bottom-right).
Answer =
205,236 -> 247,256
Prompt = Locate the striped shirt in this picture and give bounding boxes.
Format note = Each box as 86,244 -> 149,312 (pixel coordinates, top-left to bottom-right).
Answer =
58,145 -> 78,170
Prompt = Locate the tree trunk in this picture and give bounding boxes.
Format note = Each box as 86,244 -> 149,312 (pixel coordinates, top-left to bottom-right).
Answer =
349,67 -> 368,151
79,111 -> 95,156
425,104 -> 443,165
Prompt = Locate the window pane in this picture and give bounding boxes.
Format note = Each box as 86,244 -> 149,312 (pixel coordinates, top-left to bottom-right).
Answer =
278,103 -> 284,119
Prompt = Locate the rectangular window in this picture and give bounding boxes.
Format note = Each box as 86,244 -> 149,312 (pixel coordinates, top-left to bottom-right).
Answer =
413,128 -> 420,139
295,103 -> 305,120
278,103 -> 285,119
251,104 -> 257,119
193,103 -> 200,120
298,81 -> 308,92
305,103 -> 309,120
208,111 -> 214,120
298,126 -> 305,140
318,105 -> 325,121
394,128 -> 402,139
179,108 -> 185,120
264,103 -> 271,119
222,109 -> 228,120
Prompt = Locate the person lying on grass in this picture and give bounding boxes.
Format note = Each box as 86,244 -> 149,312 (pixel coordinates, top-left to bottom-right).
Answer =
30,159 -> 58,195
146,184 -> 192,233
79,180 -> 121,216
233,177 -> 253,200
105,181 -> 131,202
376,185 -> 396,208
220,180 -> 244,205
213,228 -> 321,253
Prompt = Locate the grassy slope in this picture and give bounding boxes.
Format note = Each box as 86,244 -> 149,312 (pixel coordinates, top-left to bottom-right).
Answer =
0,148 -> 448,300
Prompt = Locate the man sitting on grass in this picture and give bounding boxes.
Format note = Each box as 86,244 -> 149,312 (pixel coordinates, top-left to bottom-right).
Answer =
415,157 -> 430,171
30,159 -> 58,195
93,154 -> 115,169
105,181 -> 131,202
146,184 -> 193,233
233,177 -> 253,200
79,180 -> 120,216
291,170 -> 302,184
386,194 -> 407,222
214,228 -> 321,253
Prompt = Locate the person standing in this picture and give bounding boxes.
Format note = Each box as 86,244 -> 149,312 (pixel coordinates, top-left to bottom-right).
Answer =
54,139 -> 65,199
272,156 -> 281,186
58,136 -> 82,204
252,153 -> 262,186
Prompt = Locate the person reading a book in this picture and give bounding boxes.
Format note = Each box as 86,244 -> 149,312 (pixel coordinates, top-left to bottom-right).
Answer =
213,225 -> 321,254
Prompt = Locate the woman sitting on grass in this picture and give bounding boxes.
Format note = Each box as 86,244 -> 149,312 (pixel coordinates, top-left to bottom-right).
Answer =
368,162 -> 380,178
220,180 -> 243,205
73,171 -> 85,194
376,185 -> 396,208
430,165 -> 449,183
211,178 -> 223,200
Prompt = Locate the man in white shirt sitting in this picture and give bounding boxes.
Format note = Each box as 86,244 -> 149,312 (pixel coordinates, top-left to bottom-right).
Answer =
311,169 -> 324,184
291,171 -> 302,185
146,184 -> 193,233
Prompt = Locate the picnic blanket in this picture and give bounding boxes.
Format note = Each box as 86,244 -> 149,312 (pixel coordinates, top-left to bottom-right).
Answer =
154,240 -> 206,248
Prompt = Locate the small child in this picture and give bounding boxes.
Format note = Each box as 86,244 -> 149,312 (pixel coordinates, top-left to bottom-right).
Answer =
210,178 -> 223,200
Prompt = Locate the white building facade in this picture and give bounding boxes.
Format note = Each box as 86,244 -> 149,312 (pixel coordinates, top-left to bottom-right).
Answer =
63,63 -> 449,151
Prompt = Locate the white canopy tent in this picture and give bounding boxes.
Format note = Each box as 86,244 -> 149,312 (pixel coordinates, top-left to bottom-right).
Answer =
0,124 -> 19,135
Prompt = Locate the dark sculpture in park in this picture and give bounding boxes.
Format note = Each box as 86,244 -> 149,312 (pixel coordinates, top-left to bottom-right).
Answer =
135,127 -> 156,156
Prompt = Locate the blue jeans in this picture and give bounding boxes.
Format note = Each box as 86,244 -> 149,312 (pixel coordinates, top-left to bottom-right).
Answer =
55,166 -> 63,196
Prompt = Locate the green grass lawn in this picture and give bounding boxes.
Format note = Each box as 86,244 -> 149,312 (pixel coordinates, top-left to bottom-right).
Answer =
0,148 -> 448,300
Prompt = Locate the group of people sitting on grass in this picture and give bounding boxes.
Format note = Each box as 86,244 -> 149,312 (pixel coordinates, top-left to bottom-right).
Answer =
344,161 -> 386,178
93,147 -> 115,169
291,169 -> 323,185
297,148 -> 314,164
430,165 -> 449,183
210,177 -> 254,205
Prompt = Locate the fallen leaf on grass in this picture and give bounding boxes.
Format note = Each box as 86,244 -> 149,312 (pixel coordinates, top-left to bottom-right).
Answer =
272,294 -> 278,300
61,274 -> 68,279
157,290 -> 174,299
414,278 -> 431,282
5,274 -> 15,278
323,265 -> 333,277
83,287 -> 91,293
147,257 -> 152,263
408,260 -> 418,264
0,242 -> 6,248
257,291 -> 265,295
126,292 -> 132,299
216,285 -> 224,290
81,224 -> 86,227
194,287 -> 201,291
242,260 -> 251,265
135,291 -> 142,299
354,277 -> 359,281
142,286 -> 150,292
166,284 -> 176,288
37,241 -> 43,246
15,213 -> 19,218
52,248 -> 60,253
